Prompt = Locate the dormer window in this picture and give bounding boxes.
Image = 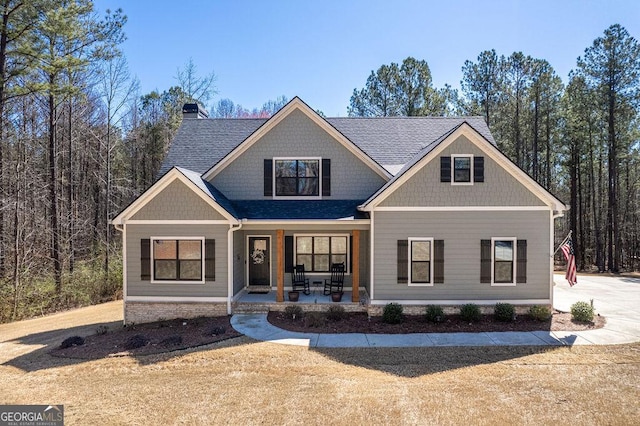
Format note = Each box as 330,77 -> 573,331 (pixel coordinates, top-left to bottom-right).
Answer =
274,158 -> 319,196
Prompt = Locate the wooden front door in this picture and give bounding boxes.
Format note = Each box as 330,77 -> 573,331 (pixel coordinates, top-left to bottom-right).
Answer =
248,236 -> 271,286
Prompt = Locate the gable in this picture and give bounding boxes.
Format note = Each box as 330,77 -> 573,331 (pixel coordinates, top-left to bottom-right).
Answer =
379,135 -> 546,207
130,179 -> 227,221
210,108 -> 388,199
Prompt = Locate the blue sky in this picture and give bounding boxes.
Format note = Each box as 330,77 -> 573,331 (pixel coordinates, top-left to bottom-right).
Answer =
93,0 -> 639,116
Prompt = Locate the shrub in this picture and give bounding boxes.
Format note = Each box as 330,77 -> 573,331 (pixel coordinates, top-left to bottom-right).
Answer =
124,334 -> 148,350
382,303 -> 404,324
95,325 -> 109,335
208,326 -> 226,336
494,303 -> 515,322
326,305 -> 346,321
304,311 -> 326,328
284,305 -> 303,320
529,305 -> 552,321
571,301 -> 594,322
460,304 -> 481,323
425,305 -> 444,323
60,336 -> 85,349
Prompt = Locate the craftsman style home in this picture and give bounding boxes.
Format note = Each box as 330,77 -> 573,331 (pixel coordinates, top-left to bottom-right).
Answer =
112,97 -> 567,324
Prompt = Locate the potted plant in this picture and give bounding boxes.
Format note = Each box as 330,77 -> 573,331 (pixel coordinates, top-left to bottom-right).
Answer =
288,291 -> 300,302
331,292 -> 343,302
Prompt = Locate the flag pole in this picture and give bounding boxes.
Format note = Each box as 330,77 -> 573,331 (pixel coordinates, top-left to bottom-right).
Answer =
553,230 -> 573,256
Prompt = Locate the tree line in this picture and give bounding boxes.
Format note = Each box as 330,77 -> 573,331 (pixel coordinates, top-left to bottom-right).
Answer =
349,25 -> 639,274
0,1 -> 636,321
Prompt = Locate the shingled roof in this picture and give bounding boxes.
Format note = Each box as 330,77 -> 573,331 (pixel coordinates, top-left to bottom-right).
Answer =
159,115 -> 494,177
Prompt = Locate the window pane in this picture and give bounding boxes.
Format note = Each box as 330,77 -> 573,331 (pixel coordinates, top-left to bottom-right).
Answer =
154,240 -> 176,259
297,178 -> 319,195
276,177 -> 296,195
495,261 -> 513,283
155,260 -> 177,279
297,160 -> 318,177
412,262 -> 430,283
314,237 -> 330,253
331,237 -> 347,254
275,160 -> 296,177
411,241 -> 431,261
179,240 -> 201,260
314,254 -> 330,272
297,237 -> 313,254
495,241 -> 513,261
296,255 -> 312,271
180,260 -> 202,280
331,255 -> 347,266
454,157 -> 471,182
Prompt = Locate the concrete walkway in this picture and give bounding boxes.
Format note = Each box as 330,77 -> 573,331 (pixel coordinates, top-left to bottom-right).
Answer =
231,274 -> 640,348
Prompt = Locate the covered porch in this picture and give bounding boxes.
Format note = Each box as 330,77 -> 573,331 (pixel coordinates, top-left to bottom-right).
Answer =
232,288 -> 369,313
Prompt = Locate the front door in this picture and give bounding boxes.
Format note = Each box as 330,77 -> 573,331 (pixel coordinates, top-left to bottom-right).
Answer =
248,236 -> 271,286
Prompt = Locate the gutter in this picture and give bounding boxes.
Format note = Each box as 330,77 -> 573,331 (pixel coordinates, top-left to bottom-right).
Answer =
227,222 -> 243,315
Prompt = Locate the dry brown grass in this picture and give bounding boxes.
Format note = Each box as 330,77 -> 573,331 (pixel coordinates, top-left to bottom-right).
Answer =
0,302 -> 638,425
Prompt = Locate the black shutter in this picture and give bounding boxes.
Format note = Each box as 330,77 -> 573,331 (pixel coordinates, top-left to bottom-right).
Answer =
440,156 -> 451,182
474,156 -> 484,182
141,239 -> 151,281
205,239 -> 215,280
516,240 -> 527,283
397,240 -> 408,284
322,158 -> 331,196
434,240 -> 444,283
264,159 -> 273,196
285,236 -> 294,273
480,239 -> 491,283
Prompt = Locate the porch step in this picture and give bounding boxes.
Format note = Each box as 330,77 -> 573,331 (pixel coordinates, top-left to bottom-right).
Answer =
232,303 -> 271,314
246,285 -> 272,294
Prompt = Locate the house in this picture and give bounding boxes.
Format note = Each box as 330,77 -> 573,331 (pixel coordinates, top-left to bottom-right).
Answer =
112,97 -> 567,324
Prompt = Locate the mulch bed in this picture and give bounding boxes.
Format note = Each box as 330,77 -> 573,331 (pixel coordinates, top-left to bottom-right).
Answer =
267,311 -> 606,334
50,316 -> 240,360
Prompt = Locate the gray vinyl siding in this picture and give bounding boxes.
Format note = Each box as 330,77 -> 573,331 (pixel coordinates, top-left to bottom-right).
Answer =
131,180 -> 227,221
359,230 -> 371,294
211,109 -> 387,199
380,135 -> 547,207
126,224 -> 228,297
373,210 -> 551,301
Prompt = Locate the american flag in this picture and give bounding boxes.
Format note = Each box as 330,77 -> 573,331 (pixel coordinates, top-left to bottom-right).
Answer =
560,236 -> 577,287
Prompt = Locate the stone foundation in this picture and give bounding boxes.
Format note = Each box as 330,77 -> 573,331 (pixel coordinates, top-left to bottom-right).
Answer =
124,301 -> 228,324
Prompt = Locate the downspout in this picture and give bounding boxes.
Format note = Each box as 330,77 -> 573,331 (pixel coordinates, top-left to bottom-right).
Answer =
550,210 -> 565,308
227,221 -> 243,315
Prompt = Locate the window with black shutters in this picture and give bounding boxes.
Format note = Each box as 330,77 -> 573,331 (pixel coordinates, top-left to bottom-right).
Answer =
150,238 -> 205,283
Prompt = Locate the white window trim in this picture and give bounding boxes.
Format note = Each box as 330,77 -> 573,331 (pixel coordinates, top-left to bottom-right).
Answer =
273,157 -> 322,199
150,237 -> 206,284
408,237 -> 434,286
491,237 -> 517,286
451,154 -> 474,186
293,233 -> 350,275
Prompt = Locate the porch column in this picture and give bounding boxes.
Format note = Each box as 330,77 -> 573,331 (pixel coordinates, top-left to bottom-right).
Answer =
276,229 -> 284,302
352,230 -> 360,303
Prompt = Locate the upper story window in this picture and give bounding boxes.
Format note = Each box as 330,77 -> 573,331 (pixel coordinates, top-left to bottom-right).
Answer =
275,158 -> 319,197
440,155 -> 484,184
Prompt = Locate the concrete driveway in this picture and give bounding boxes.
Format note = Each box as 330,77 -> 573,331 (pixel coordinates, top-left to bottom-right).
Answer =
553,273 -> 640,344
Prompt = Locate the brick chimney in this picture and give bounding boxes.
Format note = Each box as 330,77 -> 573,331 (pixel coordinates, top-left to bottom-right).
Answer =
182,103 -> 209,119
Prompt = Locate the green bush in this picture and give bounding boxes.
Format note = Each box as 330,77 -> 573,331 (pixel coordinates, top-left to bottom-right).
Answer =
460,304 -> 481,323
425,305 -> 444,323
283,305 -> 303,320
326,305 -> 346,321
304,311 -> 326,328
382,303 -> 404,324
571,301 -> 594,322
494,303 -> 515,322
529,305 -> 552,321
